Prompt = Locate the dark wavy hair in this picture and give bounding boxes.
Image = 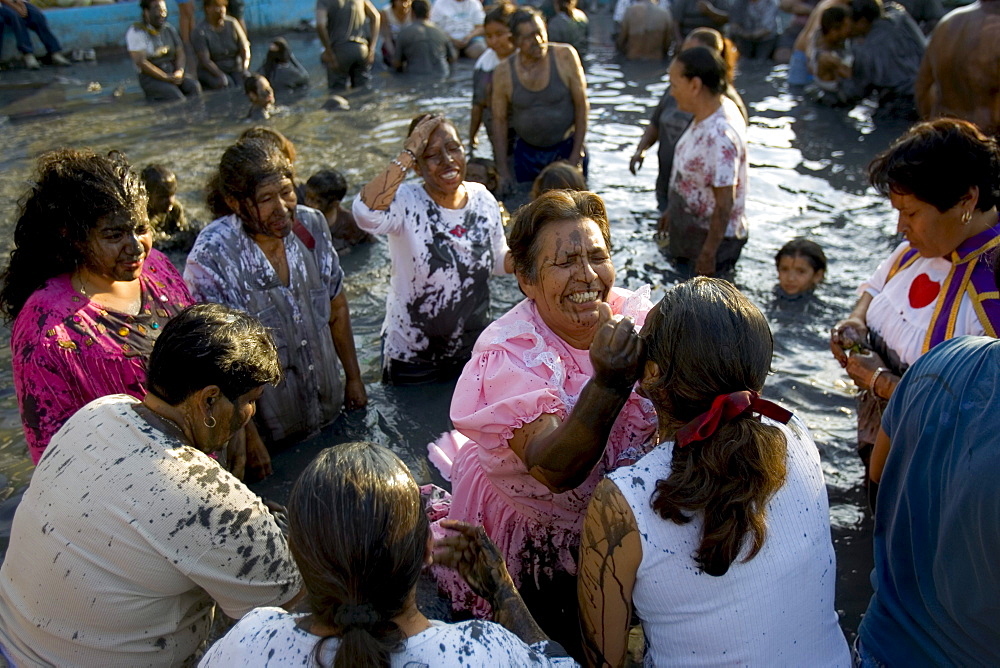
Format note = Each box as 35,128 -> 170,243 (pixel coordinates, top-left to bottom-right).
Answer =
644,278 -> 788,576
287,442 -> 429,668
0,148 -> 146,322
673,46 -> 728,96
508,189 -> 611,284
868,118 -> 1000,213
147,303 -> 282,405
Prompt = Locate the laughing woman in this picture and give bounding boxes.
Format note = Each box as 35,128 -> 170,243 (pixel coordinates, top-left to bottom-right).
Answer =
428,191 -> 656,657
353,113 -> 509,385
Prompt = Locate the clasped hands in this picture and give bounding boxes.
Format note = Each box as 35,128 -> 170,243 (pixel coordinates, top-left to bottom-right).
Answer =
830,318 -> 885,392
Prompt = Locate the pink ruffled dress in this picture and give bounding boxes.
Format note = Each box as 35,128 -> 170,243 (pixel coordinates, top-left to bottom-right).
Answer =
428,286 -> 657,617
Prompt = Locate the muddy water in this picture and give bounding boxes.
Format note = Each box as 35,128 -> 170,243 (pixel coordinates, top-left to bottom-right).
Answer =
0,19 -> 908,637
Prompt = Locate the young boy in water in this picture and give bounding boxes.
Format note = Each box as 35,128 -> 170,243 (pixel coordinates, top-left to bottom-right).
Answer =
304,169 -> 375,254
775,238 -> 826,298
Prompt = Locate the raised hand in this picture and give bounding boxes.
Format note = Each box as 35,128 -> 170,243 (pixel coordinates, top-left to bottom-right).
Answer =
403,114 -> 443,159
590,302 -> 645,394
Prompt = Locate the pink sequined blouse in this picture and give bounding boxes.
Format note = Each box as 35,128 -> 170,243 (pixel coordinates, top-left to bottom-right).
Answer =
11,250 -> 193,463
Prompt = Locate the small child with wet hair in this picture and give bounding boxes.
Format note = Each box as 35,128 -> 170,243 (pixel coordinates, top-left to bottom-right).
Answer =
140,164 -> 198,252
304,169 -> 375,253
244,73 -> 275,121
530,160 -> 587,200
775,238 -> 827,298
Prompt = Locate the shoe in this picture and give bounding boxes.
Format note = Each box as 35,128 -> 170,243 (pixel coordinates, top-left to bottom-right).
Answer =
23,53 -> 40,70
83,49 -> 96,62
50,52 -> 72,66
71,49 -> 86,62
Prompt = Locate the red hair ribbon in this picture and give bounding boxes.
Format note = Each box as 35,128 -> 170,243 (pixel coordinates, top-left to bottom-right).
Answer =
674,390 -> 793,448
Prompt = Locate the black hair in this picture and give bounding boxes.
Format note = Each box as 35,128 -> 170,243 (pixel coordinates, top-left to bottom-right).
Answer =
775,238 -> 827,273
244,72 -> 266,97
215,138 -> 295,230
509,7 -> 542,35
147,303 -> 282,405
287,442 -> 429,668
141,164 -> 177,198
645,278 -> 787,576
484,2 -> 515,26
412,0 -> 430,19
674,46 -> 728,96
139,0 -> 161,11
820,5 -> 850,34
852,0 -> 883,24
0,149 -> 146,322
868,118 -> 1000,213
306,169 -> 348,211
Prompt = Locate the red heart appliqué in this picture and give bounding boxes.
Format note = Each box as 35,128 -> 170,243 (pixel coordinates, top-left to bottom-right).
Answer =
908,273 -> 941,309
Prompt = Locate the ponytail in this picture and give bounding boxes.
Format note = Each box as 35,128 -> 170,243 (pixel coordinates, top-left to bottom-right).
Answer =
642,278 -> 787,576
652,418 -> 787,575
287,443 -> 429,668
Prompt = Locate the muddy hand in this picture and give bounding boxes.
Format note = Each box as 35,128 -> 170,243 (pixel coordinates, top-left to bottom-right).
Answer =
846,349 -> 884,391
590,302 -> 644,393
403,114 -> 443,157
433,520 -> 512,602
830,318 -> 867,367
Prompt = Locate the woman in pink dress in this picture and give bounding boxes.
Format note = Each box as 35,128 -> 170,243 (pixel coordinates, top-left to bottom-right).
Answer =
0,149 -> 194,465
429,190 -> 656,657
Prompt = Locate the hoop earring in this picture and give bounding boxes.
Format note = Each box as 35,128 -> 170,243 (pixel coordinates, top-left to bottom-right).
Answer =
204,416 -> 217,429
962,210 -> 972,224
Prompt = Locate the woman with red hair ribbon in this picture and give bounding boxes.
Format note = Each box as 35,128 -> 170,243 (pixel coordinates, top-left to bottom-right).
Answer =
577,277 -> 850,667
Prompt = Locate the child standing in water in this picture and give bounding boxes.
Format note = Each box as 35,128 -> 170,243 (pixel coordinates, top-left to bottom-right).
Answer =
775,238 -> 826,299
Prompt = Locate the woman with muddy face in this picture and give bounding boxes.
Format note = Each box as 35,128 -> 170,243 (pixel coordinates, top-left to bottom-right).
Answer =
354,113 -> 510,385
0,148 -> 194,464
426,190 -> 657,659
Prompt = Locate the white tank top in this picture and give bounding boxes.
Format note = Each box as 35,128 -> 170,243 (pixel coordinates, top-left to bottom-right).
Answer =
607,416 -> 850,667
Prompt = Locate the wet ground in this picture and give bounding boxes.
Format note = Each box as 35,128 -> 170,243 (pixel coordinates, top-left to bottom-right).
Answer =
0,12 -> 912,641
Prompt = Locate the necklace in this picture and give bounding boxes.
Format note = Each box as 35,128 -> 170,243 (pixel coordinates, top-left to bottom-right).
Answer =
133,403 -> 190,446
75,271 -> 142,315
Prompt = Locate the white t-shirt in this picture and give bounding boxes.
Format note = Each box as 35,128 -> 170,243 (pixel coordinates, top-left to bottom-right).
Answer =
0,396 -> 301,668
430,0 -> 485,40
860,241 -> 988,367
199,608 -> 578,667
353,180 -> 508,365
669,96 -> 748,239
607,416 -> 851,668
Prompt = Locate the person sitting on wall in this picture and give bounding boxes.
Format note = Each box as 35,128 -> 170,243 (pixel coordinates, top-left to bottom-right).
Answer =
0,0 -> 70,69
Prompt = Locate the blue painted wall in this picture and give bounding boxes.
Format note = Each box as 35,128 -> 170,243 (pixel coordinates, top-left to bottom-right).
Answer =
22,0 -> 315,52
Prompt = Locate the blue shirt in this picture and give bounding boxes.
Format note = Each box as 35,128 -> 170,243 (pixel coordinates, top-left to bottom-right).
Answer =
859,336 -> 1000,665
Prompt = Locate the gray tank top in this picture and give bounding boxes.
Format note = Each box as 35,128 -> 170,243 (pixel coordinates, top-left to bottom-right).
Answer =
510,53 -> 576,148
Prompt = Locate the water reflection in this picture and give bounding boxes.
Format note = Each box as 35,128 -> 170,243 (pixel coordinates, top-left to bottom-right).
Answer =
0,24 -> 901,636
